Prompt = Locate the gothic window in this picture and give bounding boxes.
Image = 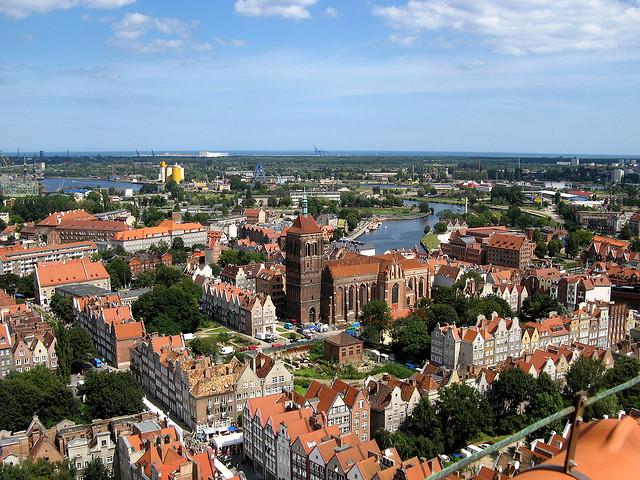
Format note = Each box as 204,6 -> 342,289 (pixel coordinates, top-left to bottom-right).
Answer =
359,284 -> 367,306
309,307 -> 316,323
349,286 -> 355,312
392,283 -> 399,304
306,243 -> 311,257
418,278 -> 424,297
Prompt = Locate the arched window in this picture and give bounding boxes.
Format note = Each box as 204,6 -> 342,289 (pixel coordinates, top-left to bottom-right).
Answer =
408,278 -> 414,291
418,278 -> 424,297
392,283 -> 399,304
309,307 -> 316,323
348,286 -> 355,312
306,243 -> 311,257
359,284 -> 367,307
313,242 -> 318,256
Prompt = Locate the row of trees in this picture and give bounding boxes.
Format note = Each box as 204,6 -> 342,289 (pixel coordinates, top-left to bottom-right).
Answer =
0,366 -> 144,433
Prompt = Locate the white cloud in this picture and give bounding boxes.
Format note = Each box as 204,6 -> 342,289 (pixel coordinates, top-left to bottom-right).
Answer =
61,67 -> 121,80
389,33 -> 419,48
234,0 -> 316,20
374,0 -> 640,55
109,12 -> 211,53
214,37 -> 248,48
324,6 -> 338,18
0,0 -> 134,19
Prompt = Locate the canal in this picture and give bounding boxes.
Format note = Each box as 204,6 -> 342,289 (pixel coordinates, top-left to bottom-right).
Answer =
357,202 -> 464,254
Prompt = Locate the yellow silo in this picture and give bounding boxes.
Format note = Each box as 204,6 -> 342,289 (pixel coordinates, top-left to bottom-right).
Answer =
170,163 -> 184,183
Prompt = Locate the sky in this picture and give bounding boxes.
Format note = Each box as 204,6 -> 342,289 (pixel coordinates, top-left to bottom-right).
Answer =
1,0 -> 640,155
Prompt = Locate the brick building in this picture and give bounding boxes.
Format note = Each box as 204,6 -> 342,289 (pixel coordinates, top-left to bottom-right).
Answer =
323,332 -> 363,365
285,213 -> 324,324
485,233 -> 535,270
126,251 -> 172,278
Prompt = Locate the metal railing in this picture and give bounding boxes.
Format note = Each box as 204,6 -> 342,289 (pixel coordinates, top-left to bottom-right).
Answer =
426,374 -> 640,480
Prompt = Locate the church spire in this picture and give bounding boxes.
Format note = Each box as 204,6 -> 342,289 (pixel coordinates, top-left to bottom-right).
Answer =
302,188 -> 308,216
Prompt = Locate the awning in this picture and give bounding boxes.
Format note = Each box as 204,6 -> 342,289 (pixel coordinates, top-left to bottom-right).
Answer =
212,432 -> 243,449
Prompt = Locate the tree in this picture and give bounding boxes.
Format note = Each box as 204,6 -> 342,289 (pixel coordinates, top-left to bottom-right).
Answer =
426,303 -> 459,332
565,356 -> 605,397
535,242 -> 548,258
462,296 -> 512,326
423,224 -> 431,235
56,326 -> 97,377
189,337 -> 219,357
141,207 -> 167,226
433,221 -> 447,234
631,237 -> 640,253
132,269 -> 156,288
0,459 -> 76,480
132,280 -> 203,334
418,202 -> 431,213
360,300 -> 392,344
566,234 -> 580,257
80,371 -> 144,420
547,239 -> 563,257
105,257 -> 131,290
521,294 -> 567,322
620,223 -> 632,240
154,265 -> 183,287
82,459 -> 113,480
603,356 -> 640,410
436,383 -> 494,452
392,316 -> 430,364
209,263 -> 222,277
0,366 -> 81,431
51,293 -> 74,324
491,367 -> 536,417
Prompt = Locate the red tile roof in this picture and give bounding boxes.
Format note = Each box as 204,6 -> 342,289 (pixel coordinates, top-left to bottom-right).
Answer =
36,257 -> 109,287
288,214 -> 322,234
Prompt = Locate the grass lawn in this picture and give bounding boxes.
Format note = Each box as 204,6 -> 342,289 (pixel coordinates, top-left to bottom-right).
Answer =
421,233 -> 441,251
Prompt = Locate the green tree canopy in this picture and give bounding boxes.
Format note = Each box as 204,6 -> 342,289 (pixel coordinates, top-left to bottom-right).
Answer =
82,459 -> 113,480
0,366 -> 81,431
521,294 -> 567,322
565,356 -> 605,397
391,316 -> 430,364
80,371 -> 144,420
436,383 -> 494,452
0,459 -> 76,480
51,293 -> 74,324
105,257 -> 131,290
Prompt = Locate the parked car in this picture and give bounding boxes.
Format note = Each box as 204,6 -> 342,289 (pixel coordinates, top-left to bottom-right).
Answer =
284,322 -> 294,330
459,449 -> 472,458
91,358 -> 104,368
271,343 -> 284,348
479,443 -> 492,450
467,445 -> 483,454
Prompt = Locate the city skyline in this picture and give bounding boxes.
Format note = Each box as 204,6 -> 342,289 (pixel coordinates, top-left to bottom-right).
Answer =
2,0 -> 640,154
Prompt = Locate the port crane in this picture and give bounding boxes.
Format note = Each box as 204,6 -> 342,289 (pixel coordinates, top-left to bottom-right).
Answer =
313,145 -> 326,156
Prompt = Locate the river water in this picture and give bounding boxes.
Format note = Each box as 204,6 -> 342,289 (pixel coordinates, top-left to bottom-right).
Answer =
357,202 -> 464,254
43,177 -> 144,193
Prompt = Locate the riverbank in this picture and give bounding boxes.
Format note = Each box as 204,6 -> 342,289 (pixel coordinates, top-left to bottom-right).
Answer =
420,233 -> 441,251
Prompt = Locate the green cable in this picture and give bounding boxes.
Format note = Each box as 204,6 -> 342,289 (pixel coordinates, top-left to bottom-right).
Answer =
425,374 -> 640,480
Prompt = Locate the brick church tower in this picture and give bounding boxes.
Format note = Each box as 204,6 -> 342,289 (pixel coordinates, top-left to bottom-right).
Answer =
285,198 -> 323,323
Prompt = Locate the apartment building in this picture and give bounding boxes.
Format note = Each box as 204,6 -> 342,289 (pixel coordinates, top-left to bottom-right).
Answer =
0,240 -> 98,276
73,293 -> 144,369
485,233 -> 535,270
111,219 -> 207,252
431,312 -> 522,370
243,208 -> 266,225
126,251 -> 173,278
201,281 -> 278,336
365,374 -> 421,434
35,257 -> 111,306
220,263 -> 271,292
557,274 -> 611,310
129,334 -> 292,430
0,322 -> 12,377
47,220 -> 132,246
255,266 -> 286,319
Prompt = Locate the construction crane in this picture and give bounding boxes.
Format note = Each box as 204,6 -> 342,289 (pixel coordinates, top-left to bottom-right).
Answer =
0,150 -> 12,167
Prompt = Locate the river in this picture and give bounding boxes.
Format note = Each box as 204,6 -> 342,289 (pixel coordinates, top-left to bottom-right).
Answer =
43,177 -> 144,193
357,202 -> 464,254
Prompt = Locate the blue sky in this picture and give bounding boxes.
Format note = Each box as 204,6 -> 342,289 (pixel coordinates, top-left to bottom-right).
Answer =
1,0 -> 639,154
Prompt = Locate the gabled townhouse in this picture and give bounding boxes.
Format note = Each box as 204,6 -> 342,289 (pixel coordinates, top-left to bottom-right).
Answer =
365,374 -> 421,434
431,312 -> 522,370
557,273 -> 611,310
201,281 -> 278,336
298,379 -> 371,441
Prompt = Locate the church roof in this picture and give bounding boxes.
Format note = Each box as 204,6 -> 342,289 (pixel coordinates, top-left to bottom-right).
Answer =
288,214 -> 322,234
